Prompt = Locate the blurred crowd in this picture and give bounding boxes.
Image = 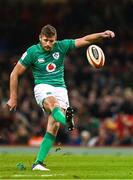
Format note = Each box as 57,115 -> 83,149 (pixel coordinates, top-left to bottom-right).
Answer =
0,0 -> 133,146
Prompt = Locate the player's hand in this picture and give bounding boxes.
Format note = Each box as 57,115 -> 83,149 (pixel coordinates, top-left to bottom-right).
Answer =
7,98 -> 17,112
103,30 -> 115,38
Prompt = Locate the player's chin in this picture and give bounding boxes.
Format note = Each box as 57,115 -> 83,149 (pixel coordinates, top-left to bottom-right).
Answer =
44,47 -> 51,51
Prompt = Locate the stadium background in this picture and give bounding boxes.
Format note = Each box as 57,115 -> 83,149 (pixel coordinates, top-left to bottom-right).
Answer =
0,0 -> 133,147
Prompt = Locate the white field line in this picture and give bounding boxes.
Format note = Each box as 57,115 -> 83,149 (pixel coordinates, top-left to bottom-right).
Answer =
13,173 -> 65,177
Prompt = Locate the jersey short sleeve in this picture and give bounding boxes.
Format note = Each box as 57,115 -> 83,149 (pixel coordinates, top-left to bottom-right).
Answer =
59,39 -> 76,54
19,47 -> 34,68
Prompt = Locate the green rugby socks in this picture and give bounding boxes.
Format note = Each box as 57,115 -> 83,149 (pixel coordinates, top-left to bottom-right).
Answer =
35,132 -> 56,164
52,107 -> 66,125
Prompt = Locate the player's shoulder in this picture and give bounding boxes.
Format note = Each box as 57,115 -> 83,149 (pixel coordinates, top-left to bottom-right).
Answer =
56,39 -> 73,48
56,39 -> 76,52
27,44 -> 40,53
22,44 -> 40,60
56,39 -> 70,44
58,39 -> 75,45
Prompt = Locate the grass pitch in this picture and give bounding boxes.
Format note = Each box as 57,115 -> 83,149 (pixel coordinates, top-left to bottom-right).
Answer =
0,147 -> 133,179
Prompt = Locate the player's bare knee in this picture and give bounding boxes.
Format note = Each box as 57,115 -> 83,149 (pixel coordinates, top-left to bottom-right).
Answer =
43,96 -> 59,111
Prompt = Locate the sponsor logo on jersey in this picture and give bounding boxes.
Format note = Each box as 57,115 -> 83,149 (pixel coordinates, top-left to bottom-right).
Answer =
52,52 -> 60,60
37,58 -> 45,63
46,63 -> 56,72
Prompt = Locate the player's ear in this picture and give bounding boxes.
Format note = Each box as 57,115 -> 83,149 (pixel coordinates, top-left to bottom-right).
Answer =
39,35 -> 41,41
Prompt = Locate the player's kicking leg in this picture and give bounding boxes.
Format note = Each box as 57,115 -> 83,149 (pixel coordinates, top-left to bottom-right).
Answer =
44,96 -> 75,131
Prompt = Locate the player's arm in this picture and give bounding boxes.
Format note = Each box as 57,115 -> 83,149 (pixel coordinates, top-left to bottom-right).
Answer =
75,30 -> 115,48
7,62 -> 26,111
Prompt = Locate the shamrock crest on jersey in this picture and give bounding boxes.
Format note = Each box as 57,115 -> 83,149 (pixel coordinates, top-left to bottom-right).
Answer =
46,63 -> 56,72
52,52 -> 60,60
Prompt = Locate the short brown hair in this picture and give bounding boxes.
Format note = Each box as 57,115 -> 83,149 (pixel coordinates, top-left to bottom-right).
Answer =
40,24 -> 57,37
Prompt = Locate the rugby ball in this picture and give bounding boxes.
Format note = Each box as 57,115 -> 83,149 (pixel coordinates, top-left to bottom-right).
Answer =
86,45 -> 105,68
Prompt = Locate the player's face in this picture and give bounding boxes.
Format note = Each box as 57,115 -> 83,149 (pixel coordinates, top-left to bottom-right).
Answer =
40,35 -> 56,51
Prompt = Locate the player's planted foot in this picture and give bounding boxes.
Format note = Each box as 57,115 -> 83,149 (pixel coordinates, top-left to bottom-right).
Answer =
66,107 -> 74,131
32,161 -> 50,171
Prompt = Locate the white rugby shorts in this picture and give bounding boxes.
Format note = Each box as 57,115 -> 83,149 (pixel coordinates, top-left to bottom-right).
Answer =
34,84 -> 69,110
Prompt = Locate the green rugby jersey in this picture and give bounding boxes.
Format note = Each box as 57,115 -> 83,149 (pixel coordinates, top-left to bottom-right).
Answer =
19,39 -> 76,88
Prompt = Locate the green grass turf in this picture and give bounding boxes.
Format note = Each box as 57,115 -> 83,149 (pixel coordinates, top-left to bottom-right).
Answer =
0,154 -> 133,179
